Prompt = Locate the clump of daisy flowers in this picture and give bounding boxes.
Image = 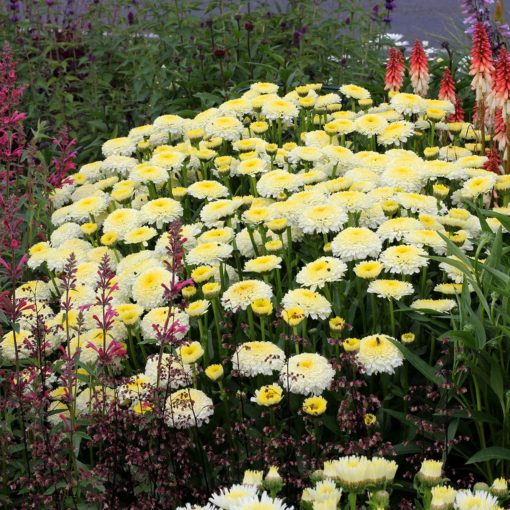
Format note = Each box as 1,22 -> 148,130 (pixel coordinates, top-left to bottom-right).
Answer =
7,55 -> 510,506
175,462 -> 507,510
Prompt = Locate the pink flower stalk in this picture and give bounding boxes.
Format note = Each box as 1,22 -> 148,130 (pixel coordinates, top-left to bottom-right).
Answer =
409,40 -> 429,97
0,43 -> 27,192
50,128 -> 77,188
384,48 -> 405,92
0,43 -> 26,129
0,290 -> 32,325
86,339 -> 127,366
469,22 -> 494,100
488,46 -> 510,116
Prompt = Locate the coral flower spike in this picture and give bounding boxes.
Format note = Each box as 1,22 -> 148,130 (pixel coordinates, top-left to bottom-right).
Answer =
438,67 -> 464,122
490,46 -> 510,116
488,48 -> 510,172
469,22 -> 494,153
438,68 -> 456,104
409,40 -> 429,97
494,108 -> 508,155
469,21 -> 494,101
384,48 -> 405,93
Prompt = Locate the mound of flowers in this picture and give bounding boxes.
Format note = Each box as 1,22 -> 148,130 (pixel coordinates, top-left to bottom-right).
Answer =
4,25 -> 510,508
178,459 -> 508,510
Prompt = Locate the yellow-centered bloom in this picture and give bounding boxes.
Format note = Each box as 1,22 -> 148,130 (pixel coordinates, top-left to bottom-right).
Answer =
252,384 -> 283,406
205,364 -> 224,381
303,395 -> 327,416
364,413 -> 377,426
179,341 -> 204,364
401,332 -> 416,344
81,223 -> 98,235
343,338 -> 361,352
192,266 -> 215,284
282,306 -> 305,327
202,282 -> 221,298
329,316 -> 346,333
182,285 -> 197,298
101,232 -> 118,246
251,298 -> 273,316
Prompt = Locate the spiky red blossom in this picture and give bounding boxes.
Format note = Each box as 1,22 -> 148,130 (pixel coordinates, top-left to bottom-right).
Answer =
438,68 -> 463,122
438,68 -> 456,103
450,95 -> 465,122
483,146 -> 503,174
469,22 -> 494,99
488,46 -> 510,115
409,40 -> 429,97
494,108 -> 508,157
384,48 -> 405,92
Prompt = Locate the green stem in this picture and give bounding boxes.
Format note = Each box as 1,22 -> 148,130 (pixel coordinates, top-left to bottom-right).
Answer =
348,492 -> 357,510
260,315 -> 266,342
388,299 -> 396,337
247,306 -> 256,339
211,299 -> 223,357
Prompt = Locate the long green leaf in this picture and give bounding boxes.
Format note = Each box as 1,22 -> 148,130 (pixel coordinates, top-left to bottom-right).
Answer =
466,447 -> 510,464
388,339 -> 445,385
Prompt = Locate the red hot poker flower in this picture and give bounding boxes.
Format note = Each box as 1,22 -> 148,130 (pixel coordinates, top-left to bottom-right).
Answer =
409,40 -> 429,97
384,48 -> 405,93
488,46 -> 510,116
469,22 -> 495,100
438,68 -> 456,104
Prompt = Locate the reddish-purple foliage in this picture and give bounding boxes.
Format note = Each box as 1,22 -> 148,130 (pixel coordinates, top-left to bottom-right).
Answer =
50,128 -> 77,188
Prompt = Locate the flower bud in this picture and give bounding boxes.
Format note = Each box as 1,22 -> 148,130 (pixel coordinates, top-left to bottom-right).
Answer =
205,364 -> 224,381
303,396 -> 327,416
202,281 -> 221,298
342,338 -> 360,352
81,222 -> 98,235
329,316 -> 346,333
265,239 -> 283,252
491,477 -> 508,498
381,199 -> 399,217
182,285 -> 196,298
424,146 -> 439,159
364,413 -> 377,426
417,459 -> 443,486
369,489 -> 389,508
179,341 -> 204,364
401,332 -> 415,344
263,466 -> 284,493
430,485 -> 456,510
266,218 -> 288,234
432,183 -> 449,200
282,306 -> 305,327
473,482 -> 490,492
242,469 -> 263,487
251,298 -> 273,316
250,121 -> 269,134
186,128 -> 205,142
172,186 -> 188,199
